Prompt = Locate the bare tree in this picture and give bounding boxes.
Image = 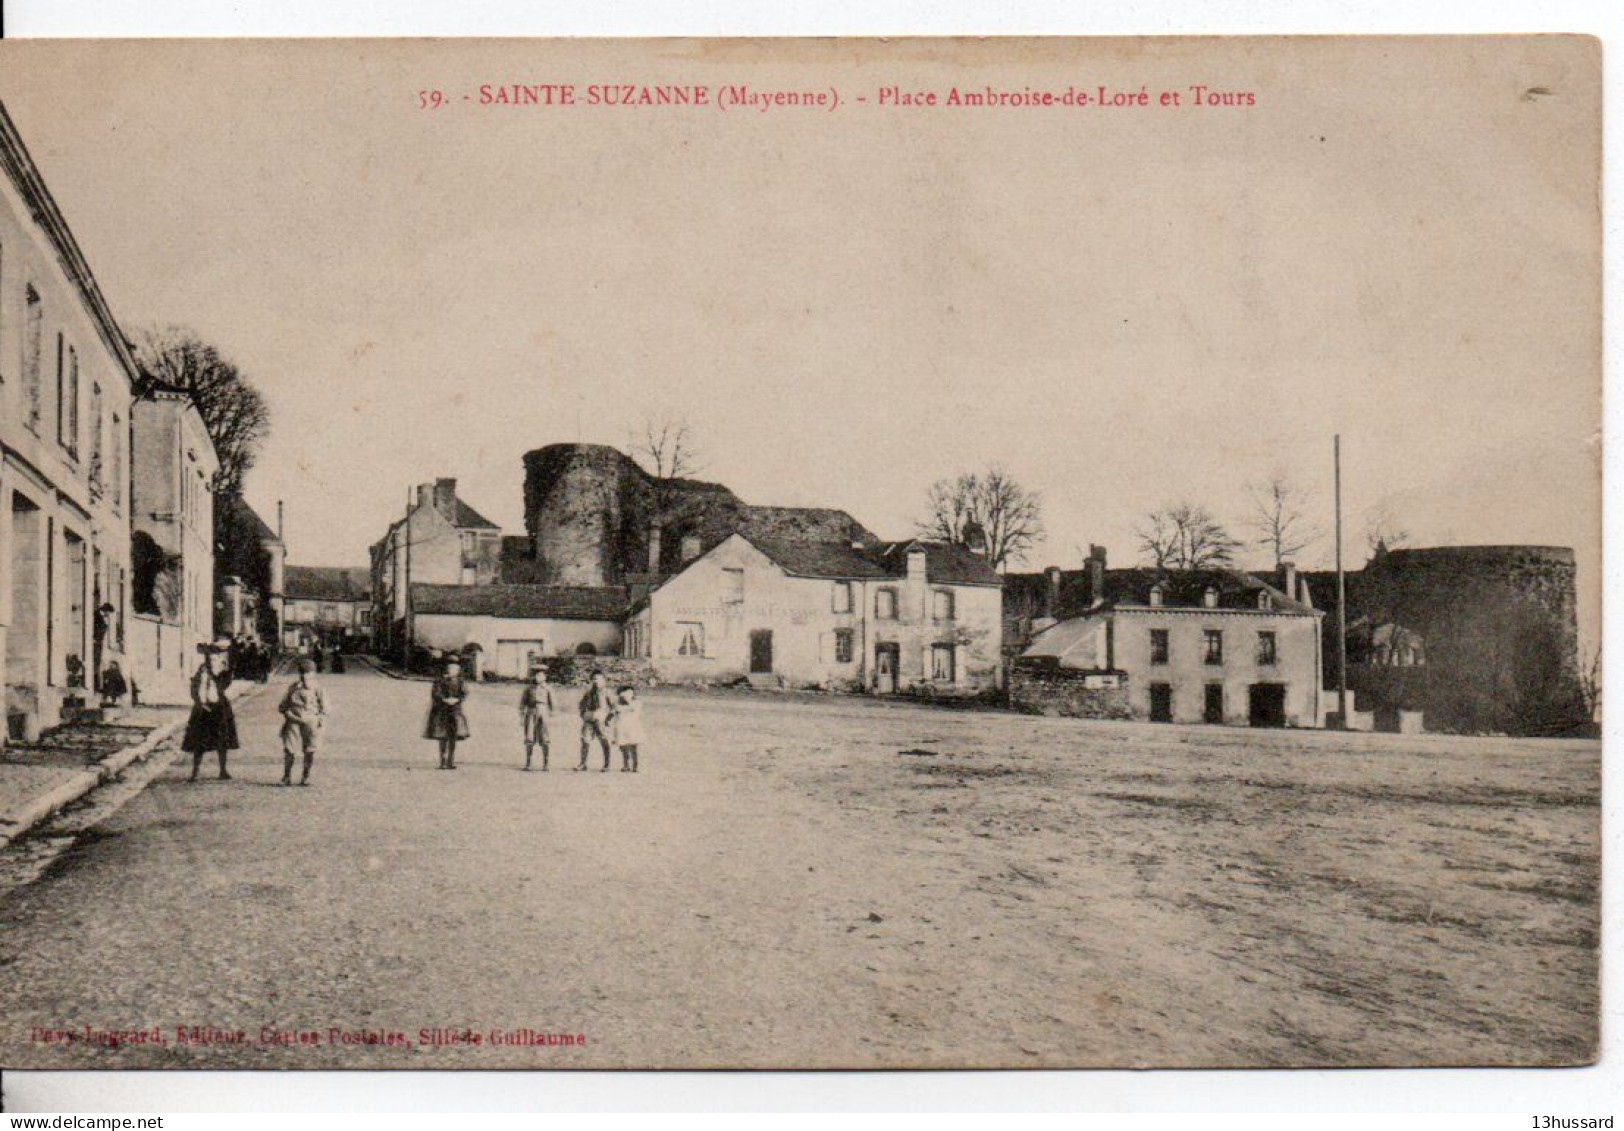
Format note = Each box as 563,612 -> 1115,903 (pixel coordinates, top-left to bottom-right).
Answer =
636,412 -> 703,483
1579,642 -> 1602,722
132,326 -> 271,495
1247,472 -> 1323,567
1136,501 -> 1241,570
1364,501 -> 1411,556
917,465 -> 1043,571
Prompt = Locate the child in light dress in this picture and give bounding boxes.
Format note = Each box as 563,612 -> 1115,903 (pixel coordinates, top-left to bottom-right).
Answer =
612,686 -> 644,773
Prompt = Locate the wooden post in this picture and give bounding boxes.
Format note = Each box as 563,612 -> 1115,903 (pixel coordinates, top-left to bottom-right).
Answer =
1335,434 -> 1348,728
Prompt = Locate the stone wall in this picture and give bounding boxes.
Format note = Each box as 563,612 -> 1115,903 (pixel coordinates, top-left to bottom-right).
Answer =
1010,666 -> 1133,720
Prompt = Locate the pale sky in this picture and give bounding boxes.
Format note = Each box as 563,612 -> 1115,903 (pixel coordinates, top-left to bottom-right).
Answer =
0,38 -> 1600,636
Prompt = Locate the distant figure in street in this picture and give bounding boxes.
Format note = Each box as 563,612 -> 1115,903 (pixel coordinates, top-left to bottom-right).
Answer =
278,658 -> 327,787
613,685 -> 644,773
182,640 -> 238,781
100,662 -> 128,708
576,671 -> 615,772
519,665 -> 555,771
425,659 -> 470,769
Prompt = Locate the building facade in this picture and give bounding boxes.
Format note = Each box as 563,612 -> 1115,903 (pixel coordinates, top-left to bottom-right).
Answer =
214,494 -> 285,649
624,533 -> 1003,693
369,478 -> 502,660
0,102 -> 138,740
282,565 -> 371,651
127,388 -> 219,704
1014,549 -> 1324,727
409,583 -> 626,678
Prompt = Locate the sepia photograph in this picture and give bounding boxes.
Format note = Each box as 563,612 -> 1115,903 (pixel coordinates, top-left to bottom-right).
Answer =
0,33 -> 1602,1081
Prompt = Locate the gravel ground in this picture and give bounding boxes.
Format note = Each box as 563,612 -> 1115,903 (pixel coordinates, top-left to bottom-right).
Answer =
0,666 -> 1597,1069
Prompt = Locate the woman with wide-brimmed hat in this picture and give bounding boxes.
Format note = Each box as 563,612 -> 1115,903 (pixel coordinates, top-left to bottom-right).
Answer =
424,657 -> 471,769
183,639 -> 239,781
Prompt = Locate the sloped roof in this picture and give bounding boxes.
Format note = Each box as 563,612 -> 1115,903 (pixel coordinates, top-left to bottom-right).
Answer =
751,537 -> 893,580
878,541 -> 1003,587
219,494 -> 279,544
285,565 -> 370,602
411,583 -> 628,621
735,504 -> 880,546
450,498 -> 500,531
1008,565 -> 1316,618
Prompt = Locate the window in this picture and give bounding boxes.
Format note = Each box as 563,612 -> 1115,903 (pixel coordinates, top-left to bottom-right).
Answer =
1203,629 -> 1224,665
1149,628 -> 1169,665
676,621 -> 705,657
64,345 -> 80,457
55,334 -> 66,449
933,589 -> 955,621
931,643 -> 956,682
875,587 -> 898,619
89,382 -> 104,492
1256,631 -> 1278,666
1148,585 -> 1163,607
1257,590 -> 1272,611
723,567 -> 744,605
23,286 -> 42,431
832,581 -> 852,613
834,628 -> 854,663
110,414 -> 123,513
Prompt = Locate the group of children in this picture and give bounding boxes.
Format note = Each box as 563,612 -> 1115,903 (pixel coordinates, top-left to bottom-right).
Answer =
424,660 -> 645,774
180,651 -> 646,787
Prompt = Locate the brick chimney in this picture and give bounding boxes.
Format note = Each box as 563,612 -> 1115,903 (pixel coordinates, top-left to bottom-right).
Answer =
648,521 -> 663,574
1044,566 -> 1062,619
1088,544 -> 1107,608
1280,560 -> 1298,604
906,545 -> 928,583
433,478 -> 457,516
681,534 -> 702,563
415,483 -> 434,511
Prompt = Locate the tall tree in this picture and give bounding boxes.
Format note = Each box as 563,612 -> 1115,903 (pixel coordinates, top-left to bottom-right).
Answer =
1136,501 -> 1241,569
634,411 -> 704,524
917,465 -> 1043,571
131,326 -> 271,495
1247,472 -> 1323,567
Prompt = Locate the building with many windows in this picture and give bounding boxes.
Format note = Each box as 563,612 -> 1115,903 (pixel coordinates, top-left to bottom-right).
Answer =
282,565 -> 371,652
623,532 -> 1004,693
1012,546 -> 1324,727
0,100 -> 138,740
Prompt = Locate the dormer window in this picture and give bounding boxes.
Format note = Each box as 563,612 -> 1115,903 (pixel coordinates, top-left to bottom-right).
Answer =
1258,590 -> 1272,611
1148,585 -> 1163,607
1202,586 -> 1219,609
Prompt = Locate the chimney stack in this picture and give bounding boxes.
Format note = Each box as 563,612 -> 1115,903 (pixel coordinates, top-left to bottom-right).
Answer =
1088,544 -> 1107,608
1044,566 -> 1061,619
648,521 -> 663,574
416,483 -> 433,511
433,478 -> 457,515
1281,560 -> 1298,605
681,534 -> 702,564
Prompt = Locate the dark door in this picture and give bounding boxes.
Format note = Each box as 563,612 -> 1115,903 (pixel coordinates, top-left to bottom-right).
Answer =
749,629 -> 773,674
1204,683 -> 1225,724
1149,683 -> 1172,722
1249,683 -> 1287,727
874,643 -> 899,694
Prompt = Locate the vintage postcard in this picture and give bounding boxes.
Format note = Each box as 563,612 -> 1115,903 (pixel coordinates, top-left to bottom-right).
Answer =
0,36 -> 1600,1071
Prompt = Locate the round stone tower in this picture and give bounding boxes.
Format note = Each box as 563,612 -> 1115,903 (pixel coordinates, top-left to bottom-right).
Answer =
522,444 -> 648,586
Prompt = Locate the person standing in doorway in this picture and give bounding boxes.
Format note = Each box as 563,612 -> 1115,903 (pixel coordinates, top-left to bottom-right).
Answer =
576,671 -> 615,772
278,658 -> 327,786
519,665 -> 554,771
182,640 -> 238,781
425,658 -> 471,769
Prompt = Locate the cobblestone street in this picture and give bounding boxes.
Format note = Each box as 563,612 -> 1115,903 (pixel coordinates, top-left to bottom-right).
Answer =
0,665 -> 1600,1069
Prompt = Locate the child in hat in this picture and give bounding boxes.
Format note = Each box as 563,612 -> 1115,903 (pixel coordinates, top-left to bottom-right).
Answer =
279,658 -> 327,786
519,664 -> 555,771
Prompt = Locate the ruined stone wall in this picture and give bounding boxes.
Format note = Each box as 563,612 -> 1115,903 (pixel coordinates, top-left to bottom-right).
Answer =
522,445 -> 643,586
1009,666 -> 1133,720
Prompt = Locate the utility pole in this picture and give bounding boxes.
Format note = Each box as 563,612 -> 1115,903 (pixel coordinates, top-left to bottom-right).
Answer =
403,486 -> 414,660
1335,434 -> 1348,728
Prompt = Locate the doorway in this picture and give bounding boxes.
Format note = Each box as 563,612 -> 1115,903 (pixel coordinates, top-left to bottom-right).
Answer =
749,629 -> 774,674
1248,683 -> 1287,728
1149,683 -> 1172,722
874,642 -> 899,694
1203,683 -> 1225,724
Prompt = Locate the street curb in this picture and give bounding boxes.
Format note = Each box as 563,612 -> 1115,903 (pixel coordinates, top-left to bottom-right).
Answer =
355,654 -> 429,682
0,680 -> 266,851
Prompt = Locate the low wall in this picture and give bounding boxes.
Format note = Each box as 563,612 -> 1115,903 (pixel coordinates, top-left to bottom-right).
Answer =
1010,666 -> 1133,720
538,655 -> 656,688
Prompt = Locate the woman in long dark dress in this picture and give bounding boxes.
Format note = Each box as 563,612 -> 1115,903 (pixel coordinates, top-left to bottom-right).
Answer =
183,641 -> 239,781
424,659 -> 471,769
